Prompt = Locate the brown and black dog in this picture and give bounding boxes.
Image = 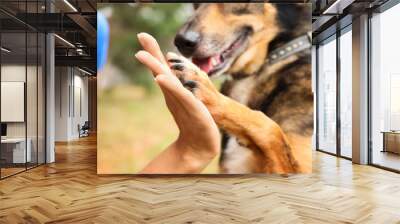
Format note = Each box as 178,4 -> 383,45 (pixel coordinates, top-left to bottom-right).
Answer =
167,3 -> 312,173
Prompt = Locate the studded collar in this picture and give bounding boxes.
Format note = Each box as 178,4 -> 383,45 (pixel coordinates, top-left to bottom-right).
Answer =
267,32 -> 312,65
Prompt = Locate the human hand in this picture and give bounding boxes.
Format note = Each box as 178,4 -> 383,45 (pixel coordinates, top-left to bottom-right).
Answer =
134,33 -> 220,173
166,52 -> 226,118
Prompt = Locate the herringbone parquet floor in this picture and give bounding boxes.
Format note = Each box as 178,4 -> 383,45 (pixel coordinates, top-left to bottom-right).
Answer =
1,135 -> 400,224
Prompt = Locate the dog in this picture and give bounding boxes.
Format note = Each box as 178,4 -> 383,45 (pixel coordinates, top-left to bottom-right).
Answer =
168,3 -> 312,173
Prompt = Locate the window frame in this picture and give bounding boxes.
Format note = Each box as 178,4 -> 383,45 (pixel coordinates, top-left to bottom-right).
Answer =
314,21 -> 353,160
0,1 -> 47,180
367,0 -> 400,173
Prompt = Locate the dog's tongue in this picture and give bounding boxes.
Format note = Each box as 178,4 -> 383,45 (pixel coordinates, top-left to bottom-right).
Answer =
192,55 -> 221,74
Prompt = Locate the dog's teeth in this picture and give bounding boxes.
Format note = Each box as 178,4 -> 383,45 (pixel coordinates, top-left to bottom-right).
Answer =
211,57 -> 218,66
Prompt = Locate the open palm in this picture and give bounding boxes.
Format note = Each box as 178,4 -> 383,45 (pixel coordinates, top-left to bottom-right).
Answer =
135,33 -> 220,173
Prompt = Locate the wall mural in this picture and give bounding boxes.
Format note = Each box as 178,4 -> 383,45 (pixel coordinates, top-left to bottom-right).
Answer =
97,3 -> 313,174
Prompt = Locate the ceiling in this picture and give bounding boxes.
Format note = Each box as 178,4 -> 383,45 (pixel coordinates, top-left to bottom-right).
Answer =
0,0 -> 96,74
312,0 -> 390,43
3,0 -> 392,73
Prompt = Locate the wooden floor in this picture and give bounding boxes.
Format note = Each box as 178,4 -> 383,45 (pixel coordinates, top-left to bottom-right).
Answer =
1,135 -> 400,223
1,167 -> 26,178
372,150 -> 400,171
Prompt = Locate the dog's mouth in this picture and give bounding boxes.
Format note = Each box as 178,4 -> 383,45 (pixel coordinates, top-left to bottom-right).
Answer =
192,33 -> 248,76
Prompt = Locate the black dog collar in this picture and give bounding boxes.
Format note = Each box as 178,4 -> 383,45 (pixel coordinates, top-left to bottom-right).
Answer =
267,32 -> 312,65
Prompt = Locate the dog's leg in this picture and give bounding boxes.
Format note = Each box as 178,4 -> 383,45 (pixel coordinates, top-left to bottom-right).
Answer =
167,53 -> 300,173
214,96 -> 300,173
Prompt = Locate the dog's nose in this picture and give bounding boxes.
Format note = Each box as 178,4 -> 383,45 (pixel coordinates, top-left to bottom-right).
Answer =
174,31 -> 200,56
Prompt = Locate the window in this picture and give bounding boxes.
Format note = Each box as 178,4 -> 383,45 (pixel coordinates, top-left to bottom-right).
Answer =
317,35 -> 337,154
370,2 -> 400,171
1,30 -> 28,177
339,26 -> 352,158
0,1 -> 46,179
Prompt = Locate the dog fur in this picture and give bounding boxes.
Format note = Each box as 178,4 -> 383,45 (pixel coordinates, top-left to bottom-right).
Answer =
170,3 -> 312,173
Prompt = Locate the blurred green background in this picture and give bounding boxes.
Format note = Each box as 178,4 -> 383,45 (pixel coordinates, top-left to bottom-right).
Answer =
97,3 -> 220,174
99,3 -> 191,90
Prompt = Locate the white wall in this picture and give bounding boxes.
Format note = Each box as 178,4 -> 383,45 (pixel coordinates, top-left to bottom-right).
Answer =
72,73 -> 89,138
1,65 -> 26,145
1,64 -> 46,164
1,82 -> 25,122
1,66 -> 25,130
1,65 -> 36,138
54,67 -> 89,141
55,67 -> 70,141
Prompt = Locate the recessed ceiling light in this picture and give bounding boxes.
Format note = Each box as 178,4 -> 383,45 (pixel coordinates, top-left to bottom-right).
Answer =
54,34 -> 75,48
1,47 -> 11,53
78,67 -> 93,76
63,0 -> 78,12
322,0 -> 354,15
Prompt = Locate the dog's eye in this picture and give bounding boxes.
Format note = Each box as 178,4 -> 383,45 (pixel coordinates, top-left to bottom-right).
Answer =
193,3 -> 201,10
232,7 -> 250,15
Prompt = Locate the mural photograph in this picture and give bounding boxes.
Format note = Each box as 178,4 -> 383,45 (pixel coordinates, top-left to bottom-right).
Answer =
97,3 -> 313,174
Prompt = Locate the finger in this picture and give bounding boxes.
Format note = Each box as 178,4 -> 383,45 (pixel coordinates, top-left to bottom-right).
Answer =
135,50 -> 170,76
157,81 -> 179,113
156,81 -> 190,132
137,32 -> 168,65
156,75 -> 214,134
155,74 -> 195,118
155,74 -> 199,108
155,74 -> 185,94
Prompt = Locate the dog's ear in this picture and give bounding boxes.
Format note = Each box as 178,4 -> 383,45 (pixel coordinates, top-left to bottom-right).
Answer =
274,4 -> 311,33
193,3 -> 201,10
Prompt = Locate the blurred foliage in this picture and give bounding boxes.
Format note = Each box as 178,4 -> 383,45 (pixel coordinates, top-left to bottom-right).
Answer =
99,3 -> 190,90
98,86 -> 220,173
97,4 -> 221,174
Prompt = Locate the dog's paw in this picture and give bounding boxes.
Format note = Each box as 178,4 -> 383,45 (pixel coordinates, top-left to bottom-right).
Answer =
167,52 -> 220,107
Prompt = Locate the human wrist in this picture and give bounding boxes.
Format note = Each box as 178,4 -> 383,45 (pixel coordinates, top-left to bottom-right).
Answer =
174,139 -> 217,173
